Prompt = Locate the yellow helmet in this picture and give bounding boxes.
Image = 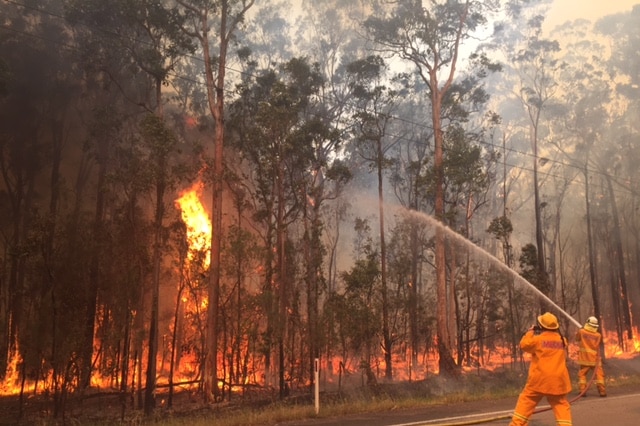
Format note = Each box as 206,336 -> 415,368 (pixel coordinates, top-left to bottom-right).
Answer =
584,316 -> 599,332
586,316 -> 599,328
537,312 -> 559,330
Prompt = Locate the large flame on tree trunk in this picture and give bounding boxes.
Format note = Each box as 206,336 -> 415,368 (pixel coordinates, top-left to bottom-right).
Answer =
175,182 -> 212,268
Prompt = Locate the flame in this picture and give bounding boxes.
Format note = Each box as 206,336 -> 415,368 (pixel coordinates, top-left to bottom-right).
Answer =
175,182 -> 212,267
600,325 -> 640,359
1,346 -> 23,395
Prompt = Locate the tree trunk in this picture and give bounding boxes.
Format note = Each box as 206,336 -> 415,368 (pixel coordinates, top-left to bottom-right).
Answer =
168,273 -> 186,408
119,309 -> 132,420
604,174 -> 633,340
201,4 -> 226,402
583,165 -> 601,329
531,122 -> 548,306
82,128 -> 108,389
276,151 -> 288,399
144,166 -> 165,415
432,83 -> 458,376
409,220 -> 419,370
305,181 -> 323,389
144,79 -> 167,415
376,137 -> 392,380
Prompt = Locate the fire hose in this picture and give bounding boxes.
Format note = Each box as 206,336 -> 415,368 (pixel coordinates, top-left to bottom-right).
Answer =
421,359 -> 600,426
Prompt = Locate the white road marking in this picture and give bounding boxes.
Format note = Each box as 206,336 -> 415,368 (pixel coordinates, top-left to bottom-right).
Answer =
388,393 -> 640,426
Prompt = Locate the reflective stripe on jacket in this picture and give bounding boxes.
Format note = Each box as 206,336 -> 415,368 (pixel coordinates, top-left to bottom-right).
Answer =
575,327 -> 601,367
520,329 -> 571,395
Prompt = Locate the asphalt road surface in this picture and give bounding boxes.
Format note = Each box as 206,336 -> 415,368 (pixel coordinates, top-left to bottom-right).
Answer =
281,384 -> 640,426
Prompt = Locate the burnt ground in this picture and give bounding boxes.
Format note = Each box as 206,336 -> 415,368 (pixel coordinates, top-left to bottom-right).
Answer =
1,355 -> 639,426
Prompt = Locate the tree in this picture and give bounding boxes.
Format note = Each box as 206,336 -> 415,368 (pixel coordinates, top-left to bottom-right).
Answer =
596,5 -> 640,99
229,56 -> 326,397
502,9 -> 565,304
336,218 -> 381,384
364,0 -> 499,376
597,4 -> 640,339
519,243 -> 549,295
291,2 -> 366,386
346,55 -> 406,379
141,114 -> 188,413
176,0 -> 255,401
551,19 -> 611,330
441,124 -> 493,366
385,81 -> 434,370
487,215 -> 520,356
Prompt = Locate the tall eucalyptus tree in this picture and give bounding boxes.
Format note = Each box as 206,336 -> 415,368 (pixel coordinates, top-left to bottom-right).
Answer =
386,88 -> 433,372
290,1 -> 364,387
551,20 -> 612,330
345,55 -> 406,379
502,8 -> 565,302
229,57 -> 326,398
363,0 -> 500,375
175,0 -> 254,401
441,124 -> 493,366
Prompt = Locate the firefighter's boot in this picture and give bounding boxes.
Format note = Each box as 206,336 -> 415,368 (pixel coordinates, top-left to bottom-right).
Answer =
597,384 -> 606,397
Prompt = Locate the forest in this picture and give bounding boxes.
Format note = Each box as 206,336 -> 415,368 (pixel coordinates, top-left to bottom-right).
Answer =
1,0 -> 640,422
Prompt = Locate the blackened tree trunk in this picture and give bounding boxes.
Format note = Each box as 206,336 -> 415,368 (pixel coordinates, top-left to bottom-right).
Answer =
82,123 -> 108,389
604,174 -> 633,340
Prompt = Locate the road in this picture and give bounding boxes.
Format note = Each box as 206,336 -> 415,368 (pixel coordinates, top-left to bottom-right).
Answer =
413,392 -> 640,425
281,384 -> 640,426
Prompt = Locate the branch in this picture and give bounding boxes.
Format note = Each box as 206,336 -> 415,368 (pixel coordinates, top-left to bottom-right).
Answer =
441,0 -> 470,96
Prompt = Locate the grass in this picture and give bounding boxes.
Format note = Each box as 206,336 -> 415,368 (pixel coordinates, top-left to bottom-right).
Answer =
154,393 -> 525,426
149,376 -> 526,426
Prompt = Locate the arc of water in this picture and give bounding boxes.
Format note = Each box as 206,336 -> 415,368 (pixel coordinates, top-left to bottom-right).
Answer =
402,207 -> 581,329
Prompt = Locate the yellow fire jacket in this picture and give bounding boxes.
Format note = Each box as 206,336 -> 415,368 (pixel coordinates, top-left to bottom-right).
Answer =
575,326 -> 602,367
520,328 -> 572,395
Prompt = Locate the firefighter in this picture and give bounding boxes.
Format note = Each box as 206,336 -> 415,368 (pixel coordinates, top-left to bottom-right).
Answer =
509,312 -> 572,426
575,316 -> 606,397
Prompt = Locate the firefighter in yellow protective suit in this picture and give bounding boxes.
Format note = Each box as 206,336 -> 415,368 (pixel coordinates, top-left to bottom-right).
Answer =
509,312 -> 572,426
575,316 -> 606,397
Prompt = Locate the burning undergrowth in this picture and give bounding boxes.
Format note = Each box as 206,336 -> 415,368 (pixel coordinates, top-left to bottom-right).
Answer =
1,353 -> 638,426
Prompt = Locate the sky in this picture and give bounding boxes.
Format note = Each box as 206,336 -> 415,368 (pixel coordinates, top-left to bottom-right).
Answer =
545,0 -> 638,30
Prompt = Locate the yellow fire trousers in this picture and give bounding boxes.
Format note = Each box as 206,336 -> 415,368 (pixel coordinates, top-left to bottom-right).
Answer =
578,364 -> 606,396
510,387 -> 572,425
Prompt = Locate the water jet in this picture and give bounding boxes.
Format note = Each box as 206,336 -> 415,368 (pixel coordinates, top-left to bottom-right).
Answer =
401,207 -> 581,329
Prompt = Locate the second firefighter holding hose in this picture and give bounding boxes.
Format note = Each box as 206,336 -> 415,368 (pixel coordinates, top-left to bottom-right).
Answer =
575,316 -> 606,397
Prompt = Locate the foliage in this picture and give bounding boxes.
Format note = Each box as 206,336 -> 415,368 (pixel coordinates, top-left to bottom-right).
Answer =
518,243 -> 550,295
